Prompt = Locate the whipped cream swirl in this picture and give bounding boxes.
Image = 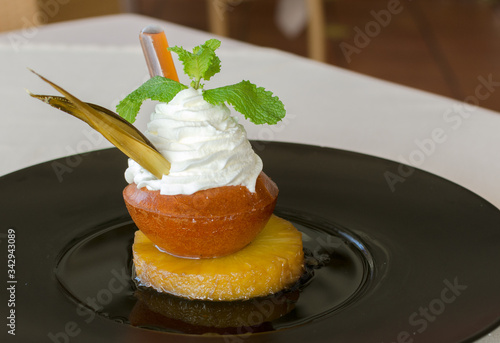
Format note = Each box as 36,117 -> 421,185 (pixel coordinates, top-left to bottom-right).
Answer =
125,87 -> 263,195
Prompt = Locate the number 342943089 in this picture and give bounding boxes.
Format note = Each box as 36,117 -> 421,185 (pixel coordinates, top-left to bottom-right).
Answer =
7,228 -> 16,279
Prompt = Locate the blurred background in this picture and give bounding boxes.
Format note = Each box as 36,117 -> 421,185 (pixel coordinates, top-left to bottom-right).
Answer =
2,0 -> 500,112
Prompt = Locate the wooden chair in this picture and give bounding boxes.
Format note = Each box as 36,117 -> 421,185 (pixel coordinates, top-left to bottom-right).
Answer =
0,0 -> 127,33
0,0 -> 40,33
207,0 -> 326,62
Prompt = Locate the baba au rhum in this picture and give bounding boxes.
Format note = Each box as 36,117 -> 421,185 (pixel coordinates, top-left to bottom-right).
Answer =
29,35 -> 305,303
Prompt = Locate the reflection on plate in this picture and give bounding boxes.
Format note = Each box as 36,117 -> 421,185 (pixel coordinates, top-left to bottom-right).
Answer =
1,142 -> 499,343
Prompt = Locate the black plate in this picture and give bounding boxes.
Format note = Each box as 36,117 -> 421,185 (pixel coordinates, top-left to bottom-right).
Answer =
1,142 -> 499,343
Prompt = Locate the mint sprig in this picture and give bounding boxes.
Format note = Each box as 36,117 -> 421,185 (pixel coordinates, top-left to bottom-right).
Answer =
116,39 -> 285,125
168,39 -> 221,89
116,76 -> 187,123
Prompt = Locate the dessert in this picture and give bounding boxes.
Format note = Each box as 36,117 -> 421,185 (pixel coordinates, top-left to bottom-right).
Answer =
29,30 -> 305,304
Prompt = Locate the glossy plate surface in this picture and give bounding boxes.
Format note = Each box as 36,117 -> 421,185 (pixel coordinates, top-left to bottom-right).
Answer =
1,142 -> 499,343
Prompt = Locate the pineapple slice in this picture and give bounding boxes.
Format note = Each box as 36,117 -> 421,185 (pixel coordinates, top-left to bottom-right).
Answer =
133,215 -> 304,301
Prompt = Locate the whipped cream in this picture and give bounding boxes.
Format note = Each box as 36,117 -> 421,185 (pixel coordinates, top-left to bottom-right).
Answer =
125,87 -> 263,195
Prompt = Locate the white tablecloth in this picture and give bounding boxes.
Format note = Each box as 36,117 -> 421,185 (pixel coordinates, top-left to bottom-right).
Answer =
0,13 -> 498,342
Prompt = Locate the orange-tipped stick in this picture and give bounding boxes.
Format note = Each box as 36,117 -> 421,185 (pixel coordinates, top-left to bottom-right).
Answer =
139,25 -> 179,81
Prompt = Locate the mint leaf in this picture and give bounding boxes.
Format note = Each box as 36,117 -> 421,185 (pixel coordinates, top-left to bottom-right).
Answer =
203,38 -> 221,51
168,39 -> 221,89
197,39 -> 221,81
116,76 -> 187,123
166,46 -> 192,75
201,53 -> 221,82
203,80 -> 285,125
